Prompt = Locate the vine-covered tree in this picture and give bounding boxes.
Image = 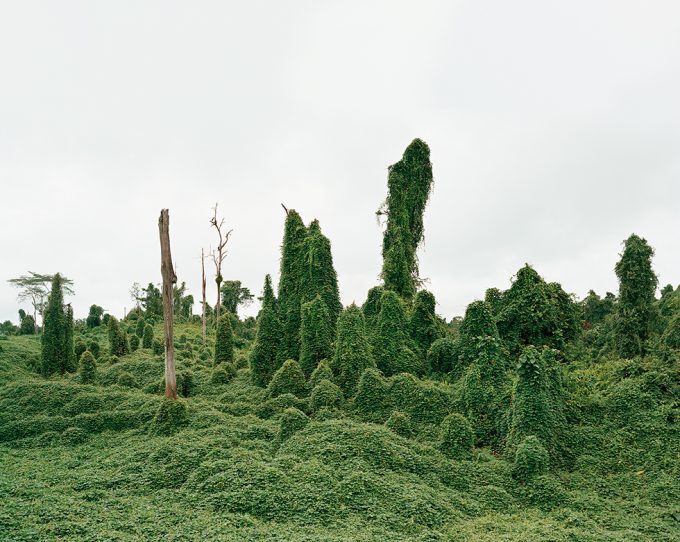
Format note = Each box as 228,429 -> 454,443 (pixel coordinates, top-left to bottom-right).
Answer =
107,316 -> 129,357
251,274 -> 282,386
409,290 -> 441,355
277,209 -> 307,362
8,272 -> 74,333
299,220 -> 342,329
142,323 -> 154,349
18,311 -> 36,335
86,304 -> 104,328
379,139 -> 433,299
141,283 -> 163,320
613,234 -> 658,358
362,285 -> 385,333
581,290 -> 616,327
220,280 -> 254,316
372,290 -> 422,376
64,304 -> 76,372
496,265 -> 579,354
41,274 -> 68,376
332,304 -> 375,395
215,312 -> 234,365
299,295 -> 333,378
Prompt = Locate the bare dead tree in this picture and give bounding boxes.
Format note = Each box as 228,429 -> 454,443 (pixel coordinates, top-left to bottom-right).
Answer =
159,209 -> 178,400
210,203 -> 232,324
201,247 -> 207,348
281,203 -> 289,215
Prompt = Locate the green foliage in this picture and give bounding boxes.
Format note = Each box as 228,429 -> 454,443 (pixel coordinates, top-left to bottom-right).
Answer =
61,426 -> 87,446
427,337 -> 456,373
309,360 -> 334,389
278,407 -> 308,442
220,280 -> 254,316
152,337 -> 163,356
496,265 -> 579,353
512,436 -> 549,483
332,304 -> 375,395
40,274 -> 67,376
380,139 -> 433,299
438,413 -> 473,459
77,351 -> 97,384
129,334 -> 140,351
176,370 -> 195,398
211,363 -> 236,384
277,210 -> 307,362
507,347 -> 565,459
142,323 -> 154,349
267,359 -> 307,399
18,313 -> 35,335
310,379 -> 344,412
581,290 -> 616,326
250,274 -> 281,387
64,304 -> 76,372
385,410 -> 413,437
372,290 -> 423,376
135,317 -> 146,338
362,285 -> 384,330
409,290 -> 441,355
613,234 -> 658,357
116,371 -> 137,388
107,316 -> 129,357
351,368 -> 389,421
86,305 -> 104,328
141,282 -> 163,320
87,339 -> 100,359
74,337 -> 86,361
214,312 -> 234,365
299,220 -> 342,330
149,397 -> 188,436
299,296 -> 333,378
661,312 -> 680,349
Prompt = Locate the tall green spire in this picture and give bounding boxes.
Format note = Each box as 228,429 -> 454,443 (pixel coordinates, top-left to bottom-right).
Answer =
380,139 -> 433,299
299,295 -> 334,378
41,274 -> 67,376
251,274 -> 282,386
277,210 -> 307,362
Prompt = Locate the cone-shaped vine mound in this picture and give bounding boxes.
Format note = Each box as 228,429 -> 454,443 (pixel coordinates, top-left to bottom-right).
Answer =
64,304 -> 76,373
77,350 -> 97,384
251,274 -> 281,387
332,304 -> 375,395
107,316 -> 129,357
267,359 -> 307,399
214,312 -> 234,365
299,296 -> 333,378
142,324 -> 154,348
380,139 -> 433,299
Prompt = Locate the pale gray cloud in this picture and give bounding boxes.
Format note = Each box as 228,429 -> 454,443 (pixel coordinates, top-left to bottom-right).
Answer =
1,1 -> 678,325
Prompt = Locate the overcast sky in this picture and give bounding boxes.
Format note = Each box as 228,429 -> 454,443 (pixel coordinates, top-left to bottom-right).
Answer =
1,1 -> 679,325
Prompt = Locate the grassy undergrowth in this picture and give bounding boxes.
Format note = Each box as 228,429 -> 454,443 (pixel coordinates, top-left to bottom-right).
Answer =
1,330 -> 678,541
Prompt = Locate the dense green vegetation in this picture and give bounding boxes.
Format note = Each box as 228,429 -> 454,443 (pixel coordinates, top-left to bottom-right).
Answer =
1,140 -> 678,540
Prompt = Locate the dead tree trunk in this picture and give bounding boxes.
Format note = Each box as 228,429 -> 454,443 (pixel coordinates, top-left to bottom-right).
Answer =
159,209 -> 178,400
201,248 -> 207,348
210,203 -> 232,326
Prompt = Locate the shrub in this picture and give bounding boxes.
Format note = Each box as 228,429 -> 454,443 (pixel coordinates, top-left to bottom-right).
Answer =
372,290 -> 414,376
251,274 -> 282,386
409,290 -> 440,355
255,393 -> 309,419
278,407 -> 309,442
107,316 -> 129,357
310,379 -> 344,412
512,435 -> 549,483
135,317 -> 146,338
385,411 -> 413,438
152,338 -> 163,356
439,413 -> 473,459
267,359 -> 307,399
78,351 -> 97,384
211,364 -> 236,384
129,334 -> 140,352
309,360 -> 334,389
143,324 -> 154,349
149,398 -> 188,436
427,337 -> 456,373
662,313 -> 680,349
215,312 -> 234,365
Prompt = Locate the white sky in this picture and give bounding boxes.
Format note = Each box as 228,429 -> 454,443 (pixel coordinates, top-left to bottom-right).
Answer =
1,1 -> 679,324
